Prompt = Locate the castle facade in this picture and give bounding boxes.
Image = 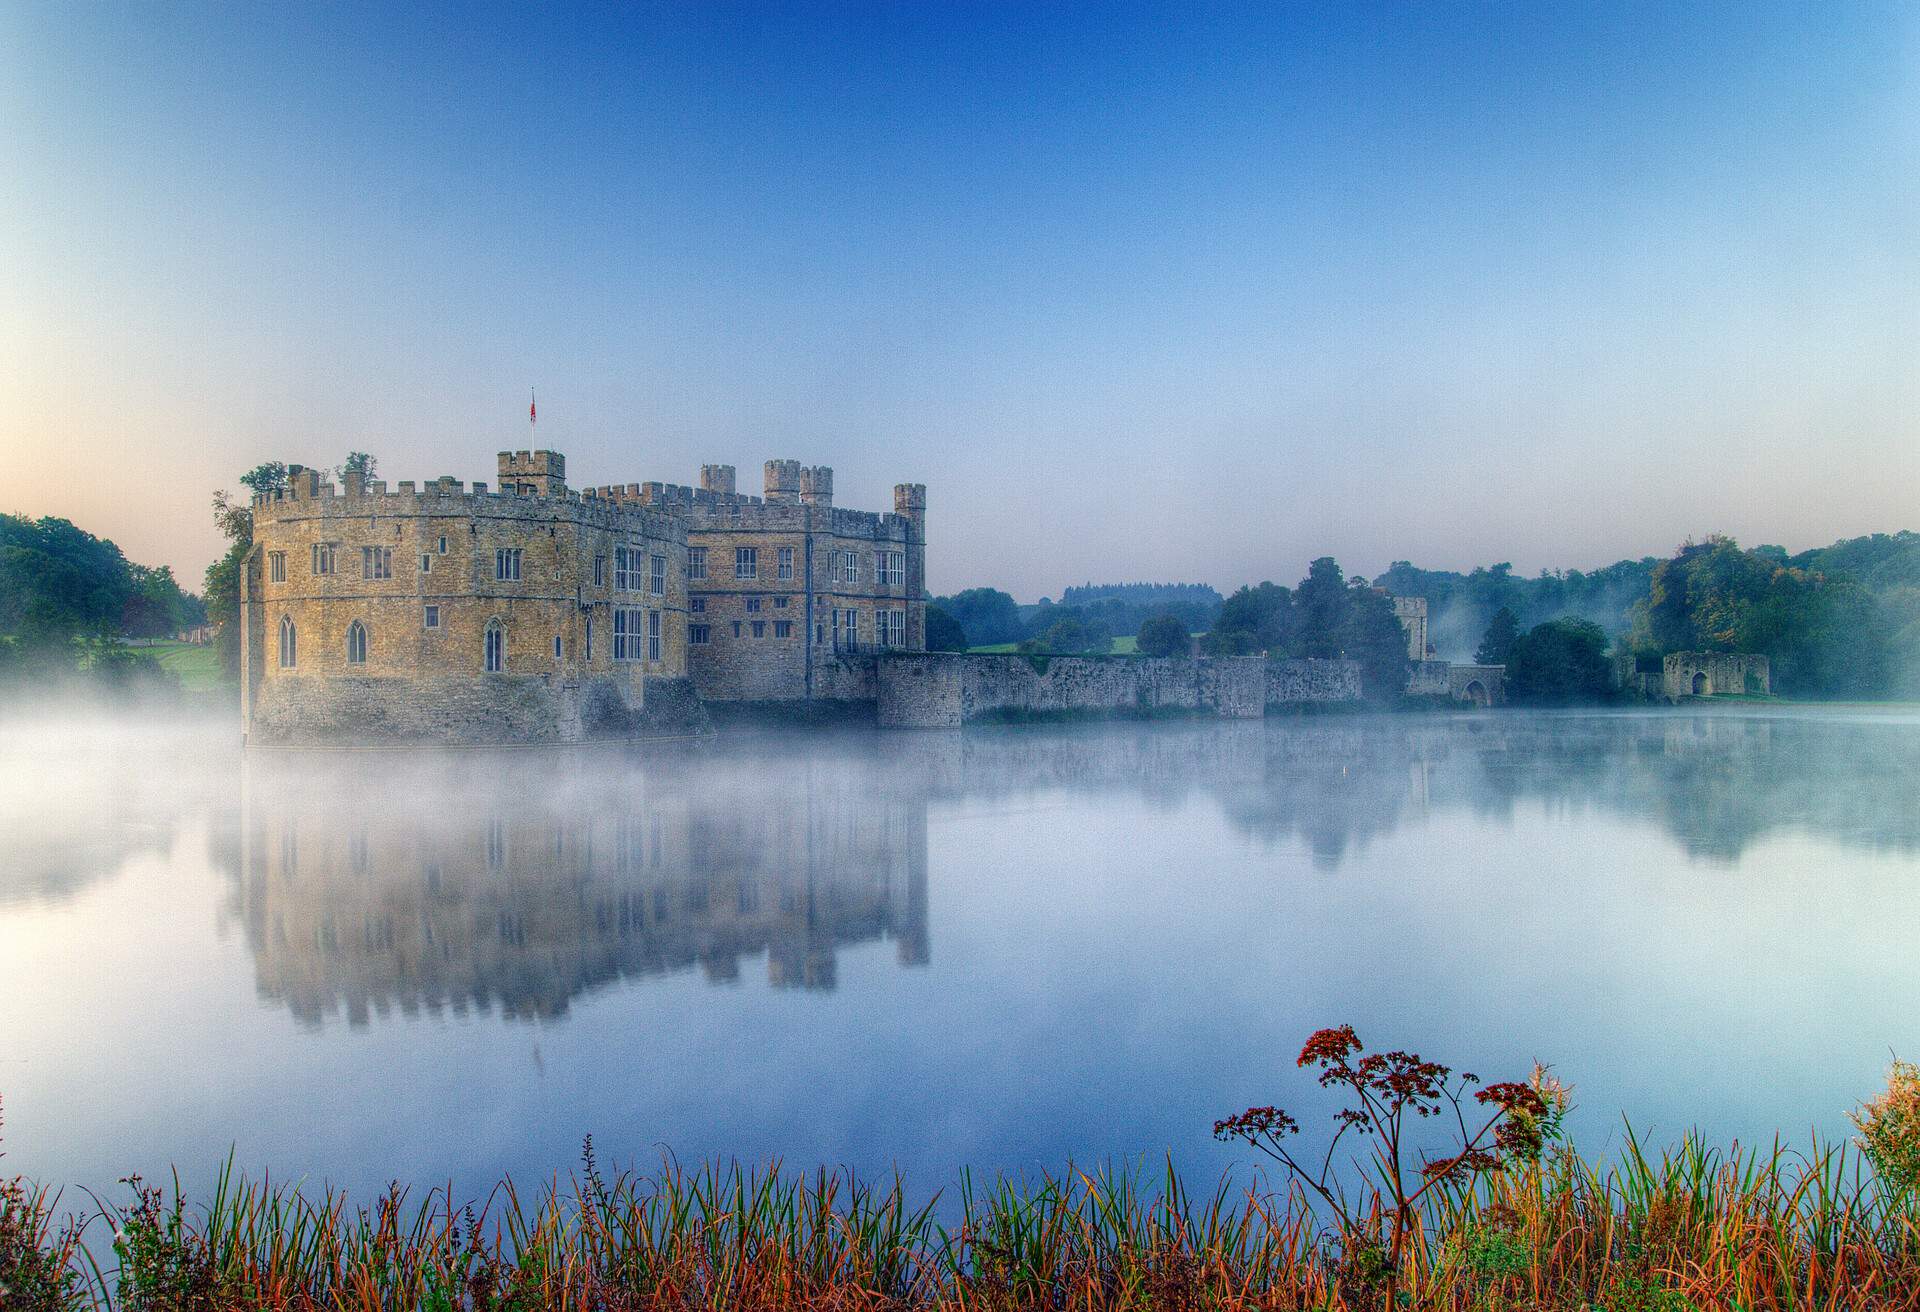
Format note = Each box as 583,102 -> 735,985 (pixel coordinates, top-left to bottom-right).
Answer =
240,449 -> 926,744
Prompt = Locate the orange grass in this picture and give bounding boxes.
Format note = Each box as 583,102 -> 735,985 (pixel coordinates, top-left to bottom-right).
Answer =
7,1133 -> 1920,1311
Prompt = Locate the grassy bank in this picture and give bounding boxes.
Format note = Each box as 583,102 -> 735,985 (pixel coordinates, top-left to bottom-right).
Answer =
7,1135 -> 1920,1310
139,641 -> 223,694
968,636 -> 1141,655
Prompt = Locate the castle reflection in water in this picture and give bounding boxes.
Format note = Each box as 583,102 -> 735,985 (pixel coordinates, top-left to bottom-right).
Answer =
8,710 -> 1916,1030
222,712 -> 1920,1028
236,747 -> 931,1024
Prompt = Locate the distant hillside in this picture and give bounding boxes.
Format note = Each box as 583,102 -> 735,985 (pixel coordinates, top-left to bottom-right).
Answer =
1032,583 -> 1223,639
1058,582 -> 1224,611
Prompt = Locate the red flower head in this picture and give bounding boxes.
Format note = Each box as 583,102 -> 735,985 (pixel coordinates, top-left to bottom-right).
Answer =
1297,1025 -> 1362,1069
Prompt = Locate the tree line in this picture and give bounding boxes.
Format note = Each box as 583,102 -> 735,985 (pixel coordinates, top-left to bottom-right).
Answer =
0,513 -> 206,686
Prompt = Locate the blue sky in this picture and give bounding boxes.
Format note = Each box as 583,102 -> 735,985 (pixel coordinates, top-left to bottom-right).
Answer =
3,2 -> 1915,597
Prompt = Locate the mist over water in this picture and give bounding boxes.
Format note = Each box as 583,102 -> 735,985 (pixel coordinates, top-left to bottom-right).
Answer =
2,707 -> 1918,1207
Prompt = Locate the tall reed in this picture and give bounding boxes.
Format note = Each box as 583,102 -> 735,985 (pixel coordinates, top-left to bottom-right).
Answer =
7,1135 -> 1920,1310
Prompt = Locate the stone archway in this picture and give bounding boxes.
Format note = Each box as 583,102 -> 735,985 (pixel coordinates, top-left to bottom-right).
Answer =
1691,671 -> 1709,696
1462,679 -> 1489,707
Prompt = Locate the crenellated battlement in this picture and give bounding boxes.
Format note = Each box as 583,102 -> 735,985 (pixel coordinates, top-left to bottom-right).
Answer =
254,464 -> 681,540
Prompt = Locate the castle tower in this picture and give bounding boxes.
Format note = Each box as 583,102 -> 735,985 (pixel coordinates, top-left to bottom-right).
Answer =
497,450 -> 567,498
893,483 -> 926,537
764,459 -> 802,504
799,465 -> 833,507
700,464 -> 736,496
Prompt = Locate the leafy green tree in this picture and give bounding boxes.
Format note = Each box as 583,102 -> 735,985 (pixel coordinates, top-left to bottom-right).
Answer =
1039,617 -> 1091,653
1135,613 -> 1191,657
205,462 -> 287,680
122,564 -> 197,638
338,452 -> 378,481
240,462 -> 288,496
1292,557 -> 1349,655
0,514 -> 135,651
933,588 -> 1023,646
1204,582 -> 1293,655
925,605 -> 967,652
1337,582 -> 1413,700
1630,534 -> 1901,697
1475,607 -> 1519,666
1507,617 -> 1612,703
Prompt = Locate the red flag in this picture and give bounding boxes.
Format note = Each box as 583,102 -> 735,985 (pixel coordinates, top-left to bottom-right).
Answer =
529,391 -> 537,426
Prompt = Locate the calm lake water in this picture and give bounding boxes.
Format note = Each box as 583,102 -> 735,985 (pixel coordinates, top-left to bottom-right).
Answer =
3,706 -> 1918,1205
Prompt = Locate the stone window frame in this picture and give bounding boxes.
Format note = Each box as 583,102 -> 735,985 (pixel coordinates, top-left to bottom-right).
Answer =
593,555 -> 606,587
777,546 -> 794,581
268,551 -> 286,583
437,535 -> 449,554
689,623 -> 710,646
419,553 -> 432,574
613,607 -> 645,662
745,597 -> 762,614
688,546 -> 707,580
311,543 -> 336,576
735,546 -> 757,580
553,634 -> 563,661
840,607 -> 858,646
647,609 -> 662,662
484,618 -> 506,673
649,553 -> 666,596
278,615 -> 297,668
362,546 -> 392,580
750,619 -> 765,639
585,615 -> 594,661
424,605 -> 440,631
773,595 -> 788,608
494,548 -> 522,582
773,620 -> 792,639
346,620 -> 369,665
689,596 -> 706,613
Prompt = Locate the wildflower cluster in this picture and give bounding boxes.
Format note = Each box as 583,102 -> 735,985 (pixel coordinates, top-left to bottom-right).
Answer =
1215,1025 -> 1563,1302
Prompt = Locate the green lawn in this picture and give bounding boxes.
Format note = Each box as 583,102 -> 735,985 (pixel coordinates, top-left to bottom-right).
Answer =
144,640 -> 224,693
968,635 -> 1141,655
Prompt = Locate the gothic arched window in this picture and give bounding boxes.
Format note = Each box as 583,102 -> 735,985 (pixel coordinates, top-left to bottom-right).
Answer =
346,620 -> 368,665
278,615 -> 297,668
485,619 -> 505,673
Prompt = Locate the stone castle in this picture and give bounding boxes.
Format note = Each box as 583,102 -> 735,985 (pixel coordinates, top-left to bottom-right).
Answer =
240,449 -> 926,744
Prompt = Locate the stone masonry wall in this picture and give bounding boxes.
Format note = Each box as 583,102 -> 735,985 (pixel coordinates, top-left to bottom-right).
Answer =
877,654 -> 1326,728
245,460 -> 688,745
1664,651 -> 1770,698
1265,659 -> 1364,705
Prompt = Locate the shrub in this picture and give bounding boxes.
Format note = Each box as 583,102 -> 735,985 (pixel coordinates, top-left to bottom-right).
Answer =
1135,613 -> 1190,657
1854,1058 -> 1920,1197
0,1099 -> 86,1312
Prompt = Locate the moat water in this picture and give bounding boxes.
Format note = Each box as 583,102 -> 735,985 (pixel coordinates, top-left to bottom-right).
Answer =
3,706 -> 1918,1205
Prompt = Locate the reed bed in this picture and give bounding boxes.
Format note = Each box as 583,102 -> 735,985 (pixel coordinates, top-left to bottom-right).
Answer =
6,1135 -> 1920,1311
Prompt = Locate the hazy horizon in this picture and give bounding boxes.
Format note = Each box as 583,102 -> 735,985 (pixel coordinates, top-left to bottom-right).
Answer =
5,3 -> 1916,599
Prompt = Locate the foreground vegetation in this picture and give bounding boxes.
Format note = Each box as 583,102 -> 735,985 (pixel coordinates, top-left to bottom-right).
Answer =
10,1037 -> 1920,1310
